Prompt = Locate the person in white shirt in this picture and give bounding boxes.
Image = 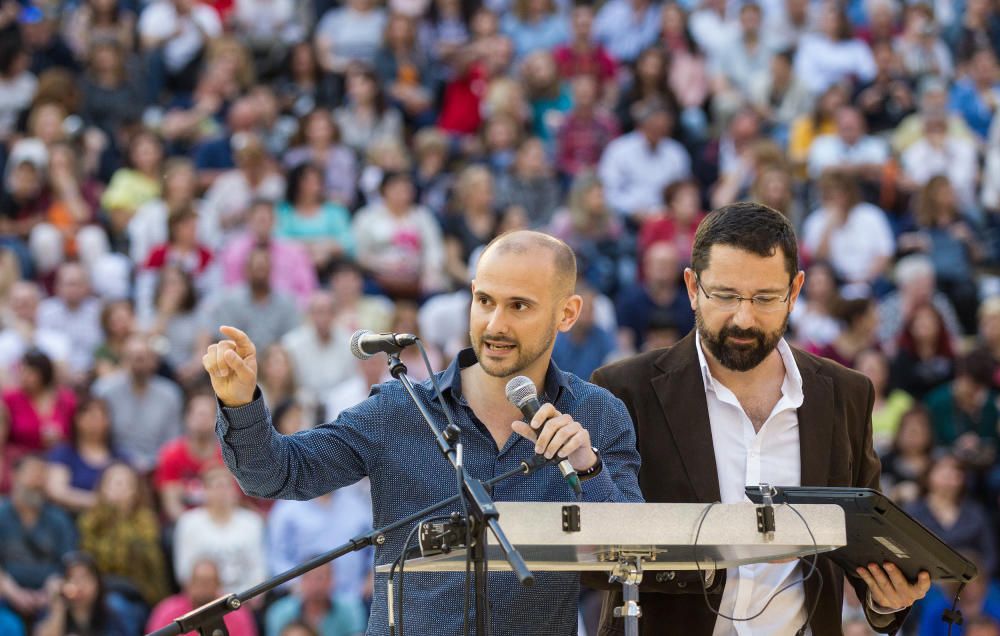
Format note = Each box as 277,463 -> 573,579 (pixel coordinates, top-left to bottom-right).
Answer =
36,263 -> 103,379
598,101 -> 692,222
138,0 -> 222,99
173,465 -> 267,595
901,115 -> 980,211
592,0 -> 663,63
807,106 -> 890,180
802,170 -> 895,287
0,281 -> 72,386
591,202 -> 930,635
793,1 -> 876,94
281,290 -> 358,406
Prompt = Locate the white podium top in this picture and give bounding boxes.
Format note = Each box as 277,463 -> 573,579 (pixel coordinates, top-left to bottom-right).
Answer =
377,502 -> 846,573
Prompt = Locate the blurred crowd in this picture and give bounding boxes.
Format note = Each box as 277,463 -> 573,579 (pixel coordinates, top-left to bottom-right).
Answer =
1,0 -> 1000,633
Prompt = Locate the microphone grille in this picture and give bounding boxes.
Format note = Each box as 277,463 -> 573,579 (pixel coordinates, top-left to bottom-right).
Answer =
350,329 -> 373,360
504,375 -> 537,408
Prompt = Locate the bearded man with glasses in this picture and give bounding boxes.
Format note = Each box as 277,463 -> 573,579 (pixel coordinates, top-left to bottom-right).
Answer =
589,202 -> 929,636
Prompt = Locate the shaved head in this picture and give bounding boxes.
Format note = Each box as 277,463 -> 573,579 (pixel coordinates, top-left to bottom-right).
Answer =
478,231 -> 577,299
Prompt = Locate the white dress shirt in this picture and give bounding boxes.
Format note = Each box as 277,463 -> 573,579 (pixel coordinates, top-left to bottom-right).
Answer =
695,333 -> 810,636
598,131 -> 692,218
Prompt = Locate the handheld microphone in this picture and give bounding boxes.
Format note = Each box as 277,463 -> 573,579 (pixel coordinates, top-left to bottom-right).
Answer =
350,329 -> 419,360
504,375 -> 582,496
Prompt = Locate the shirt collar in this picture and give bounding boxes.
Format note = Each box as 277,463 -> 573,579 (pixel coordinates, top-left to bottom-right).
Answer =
439,348 -> 576,404
695,331 -> 804,406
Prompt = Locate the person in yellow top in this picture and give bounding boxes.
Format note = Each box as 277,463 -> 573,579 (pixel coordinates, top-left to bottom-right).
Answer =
787,83 -> 846,176
100,130 -> 163,243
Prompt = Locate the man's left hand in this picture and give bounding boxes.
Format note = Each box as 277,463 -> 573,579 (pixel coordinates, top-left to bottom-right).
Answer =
855,562 -> 931,610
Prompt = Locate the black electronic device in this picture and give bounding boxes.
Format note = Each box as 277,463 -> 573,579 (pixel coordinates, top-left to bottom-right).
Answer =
745,486 -> 977,583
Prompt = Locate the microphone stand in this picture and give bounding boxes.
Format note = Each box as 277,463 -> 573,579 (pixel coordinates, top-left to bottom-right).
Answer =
148,354 -> 547,636
385,352 -> 533,636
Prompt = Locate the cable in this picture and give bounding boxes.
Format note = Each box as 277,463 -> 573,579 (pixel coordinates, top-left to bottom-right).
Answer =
417,339 -> 473,636
390,516 -> 449,636
691,501 -> 824,634
945,582 -> 966,636
416,340 -> 460,433
458,451 -> 471,636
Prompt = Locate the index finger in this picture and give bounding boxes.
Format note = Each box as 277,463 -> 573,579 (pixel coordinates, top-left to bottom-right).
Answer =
219,326 -> 255,356
530,403 -> 560,430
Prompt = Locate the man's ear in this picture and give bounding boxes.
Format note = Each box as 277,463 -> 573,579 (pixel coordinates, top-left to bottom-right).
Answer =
787,270 -> 806,313
683,268 -> 699,311
558,294 -> 583,333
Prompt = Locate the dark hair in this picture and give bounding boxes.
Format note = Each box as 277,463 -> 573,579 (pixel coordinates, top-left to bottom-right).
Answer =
0,33 -> 24,77
21,348 -> 55,388
328,258 -> 364,278
167,207 -> 198,243
60,551 -> 114,630
154,264 -> 199,314
890,404 -> 934,456
897,302 -> 953,359
70,394 -> 111,451
99,298 -> 134,337
918,451 -> 967,500
817,169 -> 862,209
125,129 -> 162,170
954,349 -> 996,387
663,178 -> 699,207
285,162 -> 323,204
691,202 -> 799,280
379,169 -> 413,194
832,297 -> 874,327
271,398 -> 301,433
346,63 -> 387,115
291,108 -> 341,147
774,47 -> 796,65
623,48 -> 680,121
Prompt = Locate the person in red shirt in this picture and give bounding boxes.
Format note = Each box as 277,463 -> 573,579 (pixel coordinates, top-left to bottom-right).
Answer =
555,73 -> 620,178
2,349 -> 76,455
143,208 -> 213,278
638,178 -> 706,269
154,393 -> 222,524
438,10 -> 513,136
552,4 -> 617,93
146,558 -> 258,636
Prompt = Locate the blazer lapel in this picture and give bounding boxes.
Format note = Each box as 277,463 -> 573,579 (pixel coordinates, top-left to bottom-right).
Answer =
651,335 -> 722,503
794,350 -> 836,487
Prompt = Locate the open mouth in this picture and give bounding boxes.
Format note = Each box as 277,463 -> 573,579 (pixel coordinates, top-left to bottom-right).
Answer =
484,341 -> 517,353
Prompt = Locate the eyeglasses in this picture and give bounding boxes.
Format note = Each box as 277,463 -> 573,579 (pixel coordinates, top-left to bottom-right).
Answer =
695,276 -> 792,314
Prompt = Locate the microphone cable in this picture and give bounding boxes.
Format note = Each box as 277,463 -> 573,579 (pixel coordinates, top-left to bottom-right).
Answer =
389,515 -> 451,636
415,339 -> 475,636
691,501 -> 824,635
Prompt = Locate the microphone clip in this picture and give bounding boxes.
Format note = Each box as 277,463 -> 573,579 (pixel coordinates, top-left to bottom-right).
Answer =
418,512 -> 476,557
755,482 -> 776,542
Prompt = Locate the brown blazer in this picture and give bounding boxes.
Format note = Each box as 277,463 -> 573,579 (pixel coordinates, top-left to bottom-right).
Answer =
588,332 -> 908,636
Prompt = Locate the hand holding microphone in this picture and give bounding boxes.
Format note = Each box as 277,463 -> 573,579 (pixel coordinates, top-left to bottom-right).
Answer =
506,376 -> 597,496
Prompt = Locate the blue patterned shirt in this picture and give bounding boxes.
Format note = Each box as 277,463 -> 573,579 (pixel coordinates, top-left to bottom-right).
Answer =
216,348 -> 642,636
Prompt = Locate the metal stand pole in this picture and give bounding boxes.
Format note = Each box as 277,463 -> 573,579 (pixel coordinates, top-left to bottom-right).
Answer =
611,555 -> 644,636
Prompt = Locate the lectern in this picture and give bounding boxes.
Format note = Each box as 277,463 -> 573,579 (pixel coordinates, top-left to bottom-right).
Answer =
382,501 -> 847,635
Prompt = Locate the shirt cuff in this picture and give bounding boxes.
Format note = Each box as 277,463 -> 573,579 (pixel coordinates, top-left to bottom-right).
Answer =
866,589 -> 903,615
580,466 -> 617,502
217,387 -> 267,432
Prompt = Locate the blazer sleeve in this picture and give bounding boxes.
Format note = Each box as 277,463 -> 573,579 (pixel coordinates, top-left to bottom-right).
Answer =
847,377 -> 912,634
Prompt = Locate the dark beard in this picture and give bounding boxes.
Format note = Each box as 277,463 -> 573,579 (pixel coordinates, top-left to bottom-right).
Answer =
696,310 -> 789,372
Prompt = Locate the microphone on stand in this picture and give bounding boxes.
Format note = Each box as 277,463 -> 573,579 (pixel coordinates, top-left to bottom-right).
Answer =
505,375 -> 582,496
350,329 -> 419,360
